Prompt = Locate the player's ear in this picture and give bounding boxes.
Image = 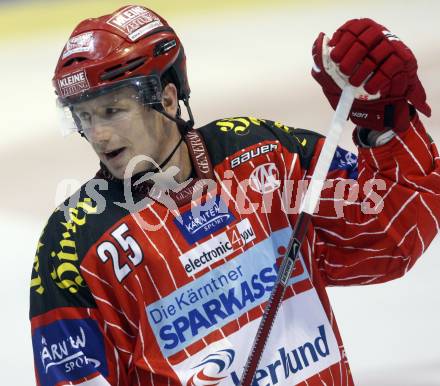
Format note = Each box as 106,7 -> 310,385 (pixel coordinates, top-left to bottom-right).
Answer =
161,83 -> 178,116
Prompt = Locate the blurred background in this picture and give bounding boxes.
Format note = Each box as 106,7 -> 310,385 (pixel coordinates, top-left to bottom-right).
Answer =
0,0 -> 439,384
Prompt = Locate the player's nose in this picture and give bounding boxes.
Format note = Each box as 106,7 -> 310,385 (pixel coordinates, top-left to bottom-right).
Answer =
85,119 -> 112,144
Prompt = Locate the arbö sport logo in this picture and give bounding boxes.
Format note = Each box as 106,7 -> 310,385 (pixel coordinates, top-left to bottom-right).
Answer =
187,349 -> 235,386
32,319 -> 108,386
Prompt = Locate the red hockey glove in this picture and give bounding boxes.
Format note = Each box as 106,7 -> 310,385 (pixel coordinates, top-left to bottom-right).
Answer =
312,18 -> 431,131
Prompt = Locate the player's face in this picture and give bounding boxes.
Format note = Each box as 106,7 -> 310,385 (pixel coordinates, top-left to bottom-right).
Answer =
72,86 -> 177,179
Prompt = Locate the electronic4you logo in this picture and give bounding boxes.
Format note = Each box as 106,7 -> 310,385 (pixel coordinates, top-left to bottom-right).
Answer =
187,349 -> 235,386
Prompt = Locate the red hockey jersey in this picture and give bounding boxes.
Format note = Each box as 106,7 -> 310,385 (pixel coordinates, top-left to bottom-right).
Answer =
30,115 -> 440,385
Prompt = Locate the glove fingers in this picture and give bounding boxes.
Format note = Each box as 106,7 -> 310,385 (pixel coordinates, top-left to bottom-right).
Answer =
343,18 -> 373,36
349,57 -> 376,86
365,70 -> 390,95
328,18 -> 361,45
365,54 -> 406,94
339,41 -> 368,75
389,73 -> 407,97
331,21 -> 392,78
312,17 -> 431,130
330,32 -> 356,63
381,54 -> 405,79
312,32 -> 325,70
407,77 -> 431,117
369,39 -> 394,64
358,25 -> 384,49
328,30 -> 342,46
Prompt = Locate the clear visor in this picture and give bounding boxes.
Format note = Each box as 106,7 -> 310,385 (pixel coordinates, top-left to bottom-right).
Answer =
56,75 -> 162,137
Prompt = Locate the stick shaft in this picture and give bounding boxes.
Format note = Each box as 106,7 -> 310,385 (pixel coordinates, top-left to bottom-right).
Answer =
301,86 -> 356,214
240,85 -> 355,385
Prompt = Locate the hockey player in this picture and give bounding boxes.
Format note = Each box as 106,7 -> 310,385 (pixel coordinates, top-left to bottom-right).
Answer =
30,5 -> 439,386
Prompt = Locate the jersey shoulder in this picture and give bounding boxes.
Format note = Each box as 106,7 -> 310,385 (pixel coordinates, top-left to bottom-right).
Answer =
30,176 -> 129,318
197,116 -> 323,169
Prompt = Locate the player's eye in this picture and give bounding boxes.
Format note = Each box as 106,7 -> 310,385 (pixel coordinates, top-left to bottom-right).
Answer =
104,107 -> 121,117
78,111 -> 91,122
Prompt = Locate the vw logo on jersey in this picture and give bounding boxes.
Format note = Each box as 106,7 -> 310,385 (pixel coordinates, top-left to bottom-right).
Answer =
249,163 -> 280,194
187,349 -> 235,386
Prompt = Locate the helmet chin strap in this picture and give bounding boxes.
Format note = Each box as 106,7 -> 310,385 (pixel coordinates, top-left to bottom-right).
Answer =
148,98 -> 194,173
154,97 -> 194,136
148,135 -> 184,174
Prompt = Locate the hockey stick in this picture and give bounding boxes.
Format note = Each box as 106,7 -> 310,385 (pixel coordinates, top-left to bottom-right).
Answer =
240,84 -> 356,386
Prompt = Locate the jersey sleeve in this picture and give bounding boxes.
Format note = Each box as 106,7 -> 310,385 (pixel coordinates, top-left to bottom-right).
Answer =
29,207 -> 124,385
307,115 -> 440,286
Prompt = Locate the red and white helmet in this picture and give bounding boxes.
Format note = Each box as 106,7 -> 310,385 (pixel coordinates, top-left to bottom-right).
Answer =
53,5 -> 190,106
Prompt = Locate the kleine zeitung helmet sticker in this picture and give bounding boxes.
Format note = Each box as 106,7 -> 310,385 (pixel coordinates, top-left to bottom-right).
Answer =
62,31 -> 95,60
106,5 -> 164,42
58,70 -> 90,98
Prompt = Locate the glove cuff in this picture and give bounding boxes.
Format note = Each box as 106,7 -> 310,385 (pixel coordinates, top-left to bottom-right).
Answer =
354,127 -> 396,148
322,89 -> 412,131
350,98 -> 411,131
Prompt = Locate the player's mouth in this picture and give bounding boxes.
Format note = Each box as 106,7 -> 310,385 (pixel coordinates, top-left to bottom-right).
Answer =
104,147 -> 126,161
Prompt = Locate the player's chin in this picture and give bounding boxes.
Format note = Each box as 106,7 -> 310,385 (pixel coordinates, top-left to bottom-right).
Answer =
101,163 -> 124,179
98,155 -> 126,180
101,153 -> 159,180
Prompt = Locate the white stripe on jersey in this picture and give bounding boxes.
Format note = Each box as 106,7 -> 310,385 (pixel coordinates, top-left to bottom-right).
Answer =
358,162 -> 366,179
81,266 -> 112,287
148,205 -> 183,255
250,159 -> 274,234
416,228 -> 426,253
287,153 -> 298,180
397,224 -> 417,247
274,151 -> 294,224
137,316 -> 154,372
114,347 -> 120,386
396,135 -> 427,176
105,320 -> 136,339
323,254 -> 407,269
411,121 -> 431,155
315,191 -> 418,241
373,160 -> 400,209
215,170 -> 271,239
123,285 -> 138,302
313,214 -> 377,226
402,174 -> 437,194
132,214 -> 180,289
316,241 -> 386,252
369,148 -> 380,170
92,293 -> 138,331
420,194 -> 440,232
326,273 -> 385,282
